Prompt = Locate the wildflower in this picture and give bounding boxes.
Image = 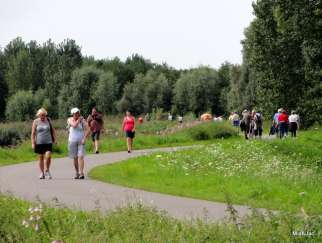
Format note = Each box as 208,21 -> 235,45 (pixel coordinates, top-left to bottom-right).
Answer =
298,192 -> 306,196
22,220 -> 29,227
156,155 -> 162,158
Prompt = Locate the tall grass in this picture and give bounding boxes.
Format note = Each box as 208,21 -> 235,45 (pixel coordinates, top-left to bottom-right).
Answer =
0,195 -> 320,242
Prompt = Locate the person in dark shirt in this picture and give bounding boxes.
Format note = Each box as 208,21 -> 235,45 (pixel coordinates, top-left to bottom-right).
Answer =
87,108 -> 104,154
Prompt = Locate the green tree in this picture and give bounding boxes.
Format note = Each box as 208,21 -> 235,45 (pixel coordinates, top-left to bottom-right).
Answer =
64,66 -> 102,116
173,67 -> 220,115
117,74 -> 147,115
93,72 -> 119,114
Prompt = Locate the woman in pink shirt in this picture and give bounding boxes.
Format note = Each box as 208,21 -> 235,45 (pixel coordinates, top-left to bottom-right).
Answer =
122,110 -> 136,153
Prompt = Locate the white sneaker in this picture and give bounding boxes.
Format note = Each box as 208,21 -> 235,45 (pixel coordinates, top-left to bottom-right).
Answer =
39,173 -> 45,179
45,170 -> 52,179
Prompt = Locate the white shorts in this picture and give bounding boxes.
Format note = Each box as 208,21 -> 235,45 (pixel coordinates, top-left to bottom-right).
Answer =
68,141 -> 85,158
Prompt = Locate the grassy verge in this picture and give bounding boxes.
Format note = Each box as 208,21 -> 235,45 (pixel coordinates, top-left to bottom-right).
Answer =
90,129 -> 322,215
0,195 -> 320,242
0,121 -> 236,166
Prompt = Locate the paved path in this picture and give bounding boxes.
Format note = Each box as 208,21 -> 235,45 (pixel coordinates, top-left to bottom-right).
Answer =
0,147 -> 255,221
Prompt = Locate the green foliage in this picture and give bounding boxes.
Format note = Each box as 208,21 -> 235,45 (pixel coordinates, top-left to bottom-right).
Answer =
241,0 -> 322,125
1,195 -> 321,242
173,67 -> 227,116
188,122 -> 237,140
63,66 -> 102,115
0,123 -> 31,146
93,72 -> 119,114
5,90 -> 37,121
0,52 -> 8,120
117,74 -> 147,115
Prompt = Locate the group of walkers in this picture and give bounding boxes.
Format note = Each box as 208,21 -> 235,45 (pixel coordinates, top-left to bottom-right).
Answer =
239,110 -> 263,140
234,108 -> 300,140
271,108 -> 300,138
31,107 -> 136,180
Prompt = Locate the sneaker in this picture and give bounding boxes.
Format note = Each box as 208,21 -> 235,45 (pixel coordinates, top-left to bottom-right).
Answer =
95,150 -> 99,154
128,150 -> 131,153
45,170 -> 52,179
79,175 -> 85,179
39,173 -> 45,179
74,173 -> 80,179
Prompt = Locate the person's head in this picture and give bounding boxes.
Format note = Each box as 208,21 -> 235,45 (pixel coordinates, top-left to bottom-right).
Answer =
278,108 -> 282,113
291,110 -> 296,115
126,110 -> 131,117
36,108 -> 47,121
91,107 -> 97,115
71,107 -> 80,119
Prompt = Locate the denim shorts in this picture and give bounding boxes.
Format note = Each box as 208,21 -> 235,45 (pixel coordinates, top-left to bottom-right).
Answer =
68,141 -> 85,158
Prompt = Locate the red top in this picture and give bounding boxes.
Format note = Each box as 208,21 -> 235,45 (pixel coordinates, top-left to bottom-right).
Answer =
123,116 -> 135,131
278,113 -> 288,123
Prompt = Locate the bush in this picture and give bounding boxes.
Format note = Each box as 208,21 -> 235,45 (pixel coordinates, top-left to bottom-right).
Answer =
188,122 -> 237,140
5,90 -> 37,121
0,123 -> 31,146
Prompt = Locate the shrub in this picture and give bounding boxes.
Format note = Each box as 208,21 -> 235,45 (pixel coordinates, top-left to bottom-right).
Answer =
188,122 -> 237,140
5,90 -> 37,121
0,124 -> 31,146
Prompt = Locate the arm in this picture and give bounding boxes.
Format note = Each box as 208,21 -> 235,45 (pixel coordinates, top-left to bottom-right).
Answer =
52,126 -> 57,144
132,117 -> 136,132
81,119 -> 91,145
31,121 -> 36,149
69,117 -> 81,128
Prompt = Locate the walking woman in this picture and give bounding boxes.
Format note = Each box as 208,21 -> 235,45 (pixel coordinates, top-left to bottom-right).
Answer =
289,111 -> 300,137
87,107 -> 104,154
31,108 -> 56,179
67,108 -> 90,179
122,110 -> 135,153
278,109 -> 289,139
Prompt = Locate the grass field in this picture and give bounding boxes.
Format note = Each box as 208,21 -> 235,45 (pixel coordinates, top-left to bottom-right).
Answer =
0,195 -> 320,242
90,129 -> 322,215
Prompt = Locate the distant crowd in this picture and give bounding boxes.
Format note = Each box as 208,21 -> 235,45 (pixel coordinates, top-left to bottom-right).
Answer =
227,108 -> 300,140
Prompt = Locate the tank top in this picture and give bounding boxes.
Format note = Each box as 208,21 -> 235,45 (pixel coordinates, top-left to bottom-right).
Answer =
68,118 -> 85,142
35,118 -> 52,145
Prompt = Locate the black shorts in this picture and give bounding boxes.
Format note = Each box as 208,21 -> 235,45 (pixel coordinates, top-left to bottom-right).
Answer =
125,131 -> 135,138
34,144 -> 52,154
91,131 -> 101,141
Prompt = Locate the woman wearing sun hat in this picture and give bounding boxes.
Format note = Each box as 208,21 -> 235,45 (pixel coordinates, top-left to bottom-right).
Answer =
31,108 -> 56,179
67,108 -> 90,179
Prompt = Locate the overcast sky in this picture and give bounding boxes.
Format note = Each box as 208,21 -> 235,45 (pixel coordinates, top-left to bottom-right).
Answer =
1,0 -> 254,69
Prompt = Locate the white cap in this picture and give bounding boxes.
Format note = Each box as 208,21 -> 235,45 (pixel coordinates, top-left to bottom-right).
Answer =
71,107 -> 80,114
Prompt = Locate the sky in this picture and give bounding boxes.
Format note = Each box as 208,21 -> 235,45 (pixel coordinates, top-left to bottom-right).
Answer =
0,0 -> 254,69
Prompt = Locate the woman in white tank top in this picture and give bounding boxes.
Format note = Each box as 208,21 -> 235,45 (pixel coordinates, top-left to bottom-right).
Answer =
67,108 -> 90,179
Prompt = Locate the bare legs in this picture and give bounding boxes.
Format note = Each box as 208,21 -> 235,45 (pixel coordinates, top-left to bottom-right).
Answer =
39,151 -> 52,179
93,140 -> 99,153
73,156 -> 85,178
127,137 -> 133,152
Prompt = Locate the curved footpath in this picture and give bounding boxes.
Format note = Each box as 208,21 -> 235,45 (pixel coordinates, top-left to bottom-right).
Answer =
0,147 -> 256,221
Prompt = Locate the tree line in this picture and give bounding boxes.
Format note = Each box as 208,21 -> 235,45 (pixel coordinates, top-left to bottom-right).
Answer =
0,0 -> 321,127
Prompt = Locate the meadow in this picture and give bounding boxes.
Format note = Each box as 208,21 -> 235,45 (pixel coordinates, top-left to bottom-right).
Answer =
90,128 -> 322,215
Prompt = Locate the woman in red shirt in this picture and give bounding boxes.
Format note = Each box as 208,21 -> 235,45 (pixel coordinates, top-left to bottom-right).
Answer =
122,110 -> 136,153
278,109 -> 289,139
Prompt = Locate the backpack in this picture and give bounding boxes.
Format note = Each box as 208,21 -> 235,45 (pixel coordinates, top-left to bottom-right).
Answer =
255,113 -> 262,124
